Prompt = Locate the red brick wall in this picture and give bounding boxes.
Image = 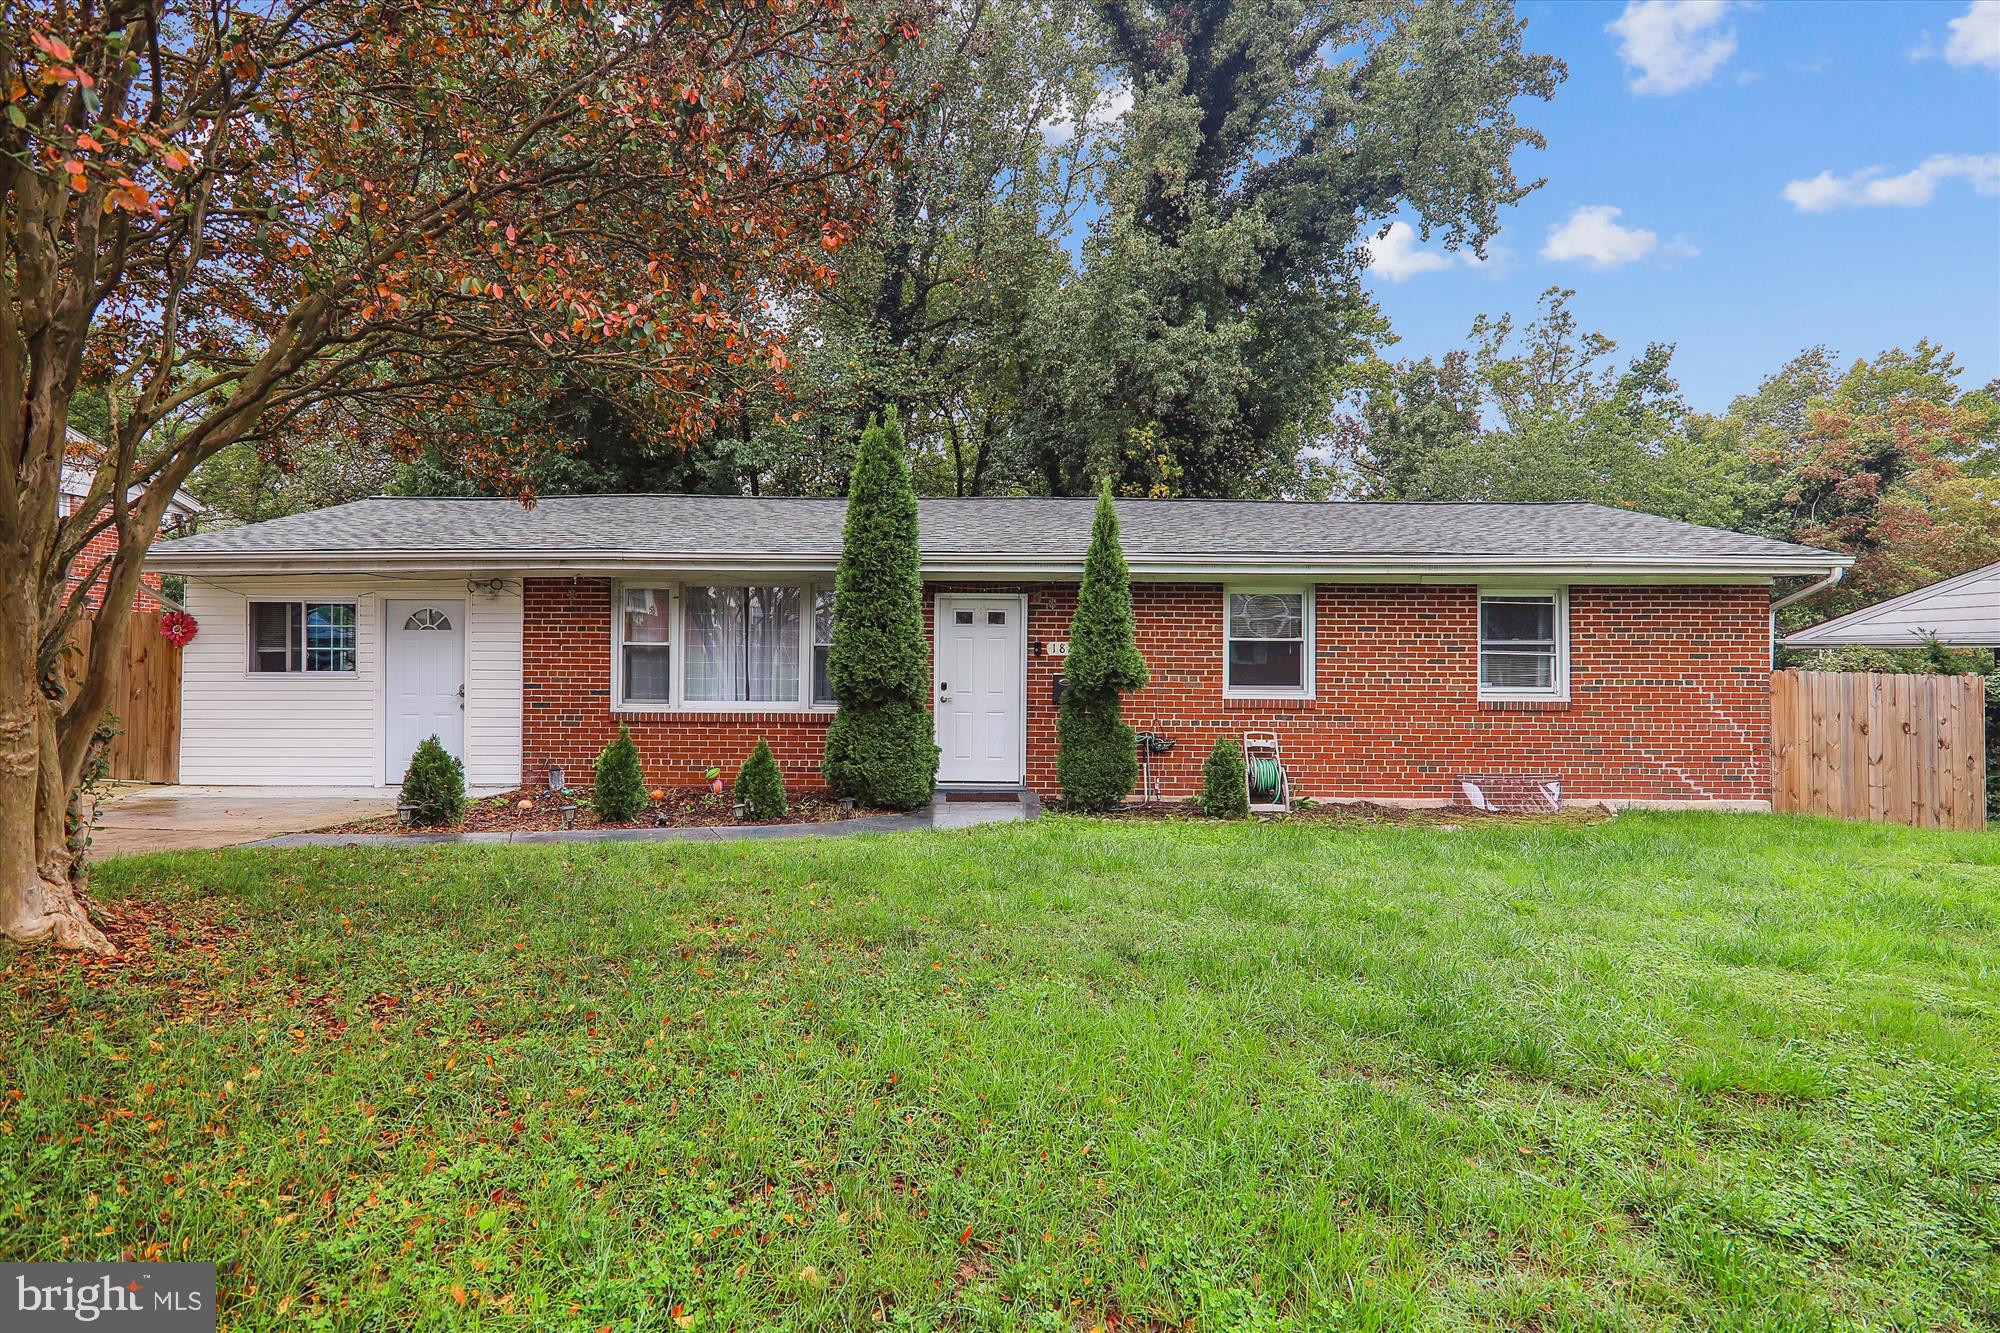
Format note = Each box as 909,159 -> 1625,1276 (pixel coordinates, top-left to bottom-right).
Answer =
62,495 -> 163,612
523,578 -> 835,787
522,577 -> 1774,805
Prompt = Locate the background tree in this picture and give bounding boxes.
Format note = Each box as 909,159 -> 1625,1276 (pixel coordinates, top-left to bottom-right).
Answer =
3,0 -> 909,951
822,411 -> 938,808
1335,288 -> 1753,526
724,0 -> 1108,497
1056,484 -> 1148,809
1335,289 -> 1999,627
1022,0 -> 1562,496
1734,345 -> 2000,620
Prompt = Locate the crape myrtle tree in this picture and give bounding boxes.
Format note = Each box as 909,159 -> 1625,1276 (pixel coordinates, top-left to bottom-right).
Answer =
1056,482 -> 1147,809
2,0 -> 913,952
822,409 -> 938,808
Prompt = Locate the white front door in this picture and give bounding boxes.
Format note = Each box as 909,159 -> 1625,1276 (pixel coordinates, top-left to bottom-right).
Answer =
934,595 -> 1025,786
386,599 -> 465,783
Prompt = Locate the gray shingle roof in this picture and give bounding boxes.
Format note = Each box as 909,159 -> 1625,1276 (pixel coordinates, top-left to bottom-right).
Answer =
148,494 -> 1845,575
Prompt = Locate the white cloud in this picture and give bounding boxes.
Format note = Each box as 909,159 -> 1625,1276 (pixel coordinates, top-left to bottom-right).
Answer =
1041,80 -> 1133,145
1782,153 -> 2000,211
1539,205 -> 1695,269
1606,1 -> 1741,95
1947,0 -> 2000,68
1363,221 -> 1454,281
1362,221 -> 1508,282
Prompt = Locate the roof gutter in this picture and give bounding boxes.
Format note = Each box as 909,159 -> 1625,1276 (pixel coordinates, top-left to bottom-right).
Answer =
1769,564 -> 1846,666
147,549 -> 1855,580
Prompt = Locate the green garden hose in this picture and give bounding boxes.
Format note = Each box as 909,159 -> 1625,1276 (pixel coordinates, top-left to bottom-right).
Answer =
1248,757 -> 1284,803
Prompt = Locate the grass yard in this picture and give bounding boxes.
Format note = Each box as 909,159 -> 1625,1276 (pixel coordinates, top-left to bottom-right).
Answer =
2,813 -> 1996,1330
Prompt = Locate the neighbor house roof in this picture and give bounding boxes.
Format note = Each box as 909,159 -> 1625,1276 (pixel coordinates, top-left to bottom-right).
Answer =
1784,559 -> 2000,648
147,494 -> 1848,580
60,428 -> 206,525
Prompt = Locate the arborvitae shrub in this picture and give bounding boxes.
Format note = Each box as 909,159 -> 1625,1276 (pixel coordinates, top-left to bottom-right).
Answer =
735,739 -> 788,821
1200,734 -> 1249,818
591,726 -> 648,822
400,735 -> 466,826
822,409 -> 938,809
1056,483 -> 1149,811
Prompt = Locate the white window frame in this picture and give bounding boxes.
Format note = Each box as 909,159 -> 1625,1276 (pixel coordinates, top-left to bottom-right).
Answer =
1223,585 -> 1315,699
612,579 -> 838,713
1476,587 -> 1569,702
246,599 -> 359,676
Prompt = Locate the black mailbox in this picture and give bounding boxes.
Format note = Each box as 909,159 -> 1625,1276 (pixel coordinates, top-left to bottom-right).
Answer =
1051,674 -> 1065,707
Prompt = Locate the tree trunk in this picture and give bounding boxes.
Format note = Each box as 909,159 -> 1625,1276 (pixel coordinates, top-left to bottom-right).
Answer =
0,590 -> 113,955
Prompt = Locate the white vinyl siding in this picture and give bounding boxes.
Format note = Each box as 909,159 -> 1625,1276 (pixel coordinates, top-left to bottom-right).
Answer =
178,575 -> 523,787
464,583 -> 524,786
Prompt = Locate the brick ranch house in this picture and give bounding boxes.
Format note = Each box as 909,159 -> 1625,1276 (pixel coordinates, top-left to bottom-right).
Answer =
145,495 -> 1850,808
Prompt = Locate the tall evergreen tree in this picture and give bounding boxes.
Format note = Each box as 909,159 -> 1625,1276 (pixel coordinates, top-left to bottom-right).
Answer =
1057,485 -> 1150,809
823,411 -> 939,808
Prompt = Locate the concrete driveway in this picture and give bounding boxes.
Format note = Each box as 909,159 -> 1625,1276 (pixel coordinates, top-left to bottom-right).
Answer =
88,785 -> 396,857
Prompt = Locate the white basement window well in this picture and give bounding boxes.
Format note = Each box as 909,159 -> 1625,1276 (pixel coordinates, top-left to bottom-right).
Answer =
614,582 -> 838,712
248,600 -> 356,674
1478,589 -> 1569,700
1225,588 -> 1313,697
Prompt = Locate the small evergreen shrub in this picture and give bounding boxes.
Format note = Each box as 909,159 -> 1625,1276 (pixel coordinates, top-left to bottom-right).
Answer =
823,409 -> 938,809
401,735 -> 466,826
591,726 -> 648,823
1200,734 -> 1249,818
736,740 -> 788,821
1056,483 -> 1149,811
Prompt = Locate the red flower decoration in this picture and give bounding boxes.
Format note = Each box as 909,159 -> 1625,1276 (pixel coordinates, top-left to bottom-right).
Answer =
158,609 -> 198,646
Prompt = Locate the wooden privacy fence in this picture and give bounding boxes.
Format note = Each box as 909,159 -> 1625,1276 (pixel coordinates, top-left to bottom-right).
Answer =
1772,670 -> 1986,831
63,610 -> 181,783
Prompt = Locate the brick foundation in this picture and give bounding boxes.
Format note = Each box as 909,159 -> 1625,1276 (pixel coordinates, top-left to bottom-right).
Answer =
522,577 -> 1773,805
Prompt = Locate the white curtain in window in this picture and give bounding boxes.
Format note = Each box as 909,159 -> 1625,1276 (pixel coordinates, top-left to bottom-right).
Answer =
684,586 -> 800,702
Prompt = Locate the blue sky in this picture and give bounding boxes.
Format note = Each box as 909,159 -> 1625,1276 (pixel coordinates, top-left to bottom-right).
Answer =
1364,0 -> 2000,412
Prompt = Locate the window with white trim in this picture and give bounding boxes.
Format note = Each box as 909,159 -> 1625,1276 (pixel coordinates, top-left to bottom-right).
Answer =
620,587 -> 672,704
1478,590 -> 1568,699
614,582 -> 836,710
811,588 -> 836,706
248,601 -> 356,673
1225,588 -> 1312,696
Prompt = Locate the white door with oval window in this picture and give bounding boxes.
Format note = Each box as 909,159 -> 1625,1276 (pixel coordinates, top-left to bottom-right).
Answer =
387,599 -> 465,783
934,595 -> 1025,786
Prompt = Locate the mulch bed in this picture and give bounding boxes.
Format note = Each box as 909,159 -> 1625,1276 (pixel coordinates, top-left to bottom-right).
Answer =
1093,799 -> 1613,827
323,784 -> 886,836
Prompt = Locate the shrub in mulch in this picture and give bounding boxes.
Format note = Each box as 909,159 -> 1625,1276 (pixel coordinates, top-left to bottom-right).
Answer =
591,726 -> 649,823
400,735 -> 466,826
1198,735 -> 1249,819
323,784 -> 874,836
735,740 -> 788,822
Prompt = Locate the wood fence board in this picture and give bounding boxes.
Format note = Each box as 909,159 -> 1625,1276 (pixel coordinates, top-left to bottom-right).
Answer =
1772,670 -> 1986,831
65,611 -> 181,784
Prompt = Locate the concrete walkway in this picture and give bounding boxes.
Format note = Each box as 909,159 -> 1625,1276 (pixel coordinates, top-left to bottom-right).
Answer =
248,792 -> 1037,848
89,785 -> 403,857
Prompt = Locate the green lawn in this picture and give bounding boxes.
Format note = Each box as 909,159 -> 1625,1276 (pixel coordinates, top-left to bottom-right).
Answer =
3,813 -> 1996,1330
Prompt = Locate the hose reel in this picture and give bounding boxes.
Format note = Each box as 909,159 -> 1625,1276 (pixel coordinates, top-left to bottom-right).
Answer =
1241,731 -> 1292,813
